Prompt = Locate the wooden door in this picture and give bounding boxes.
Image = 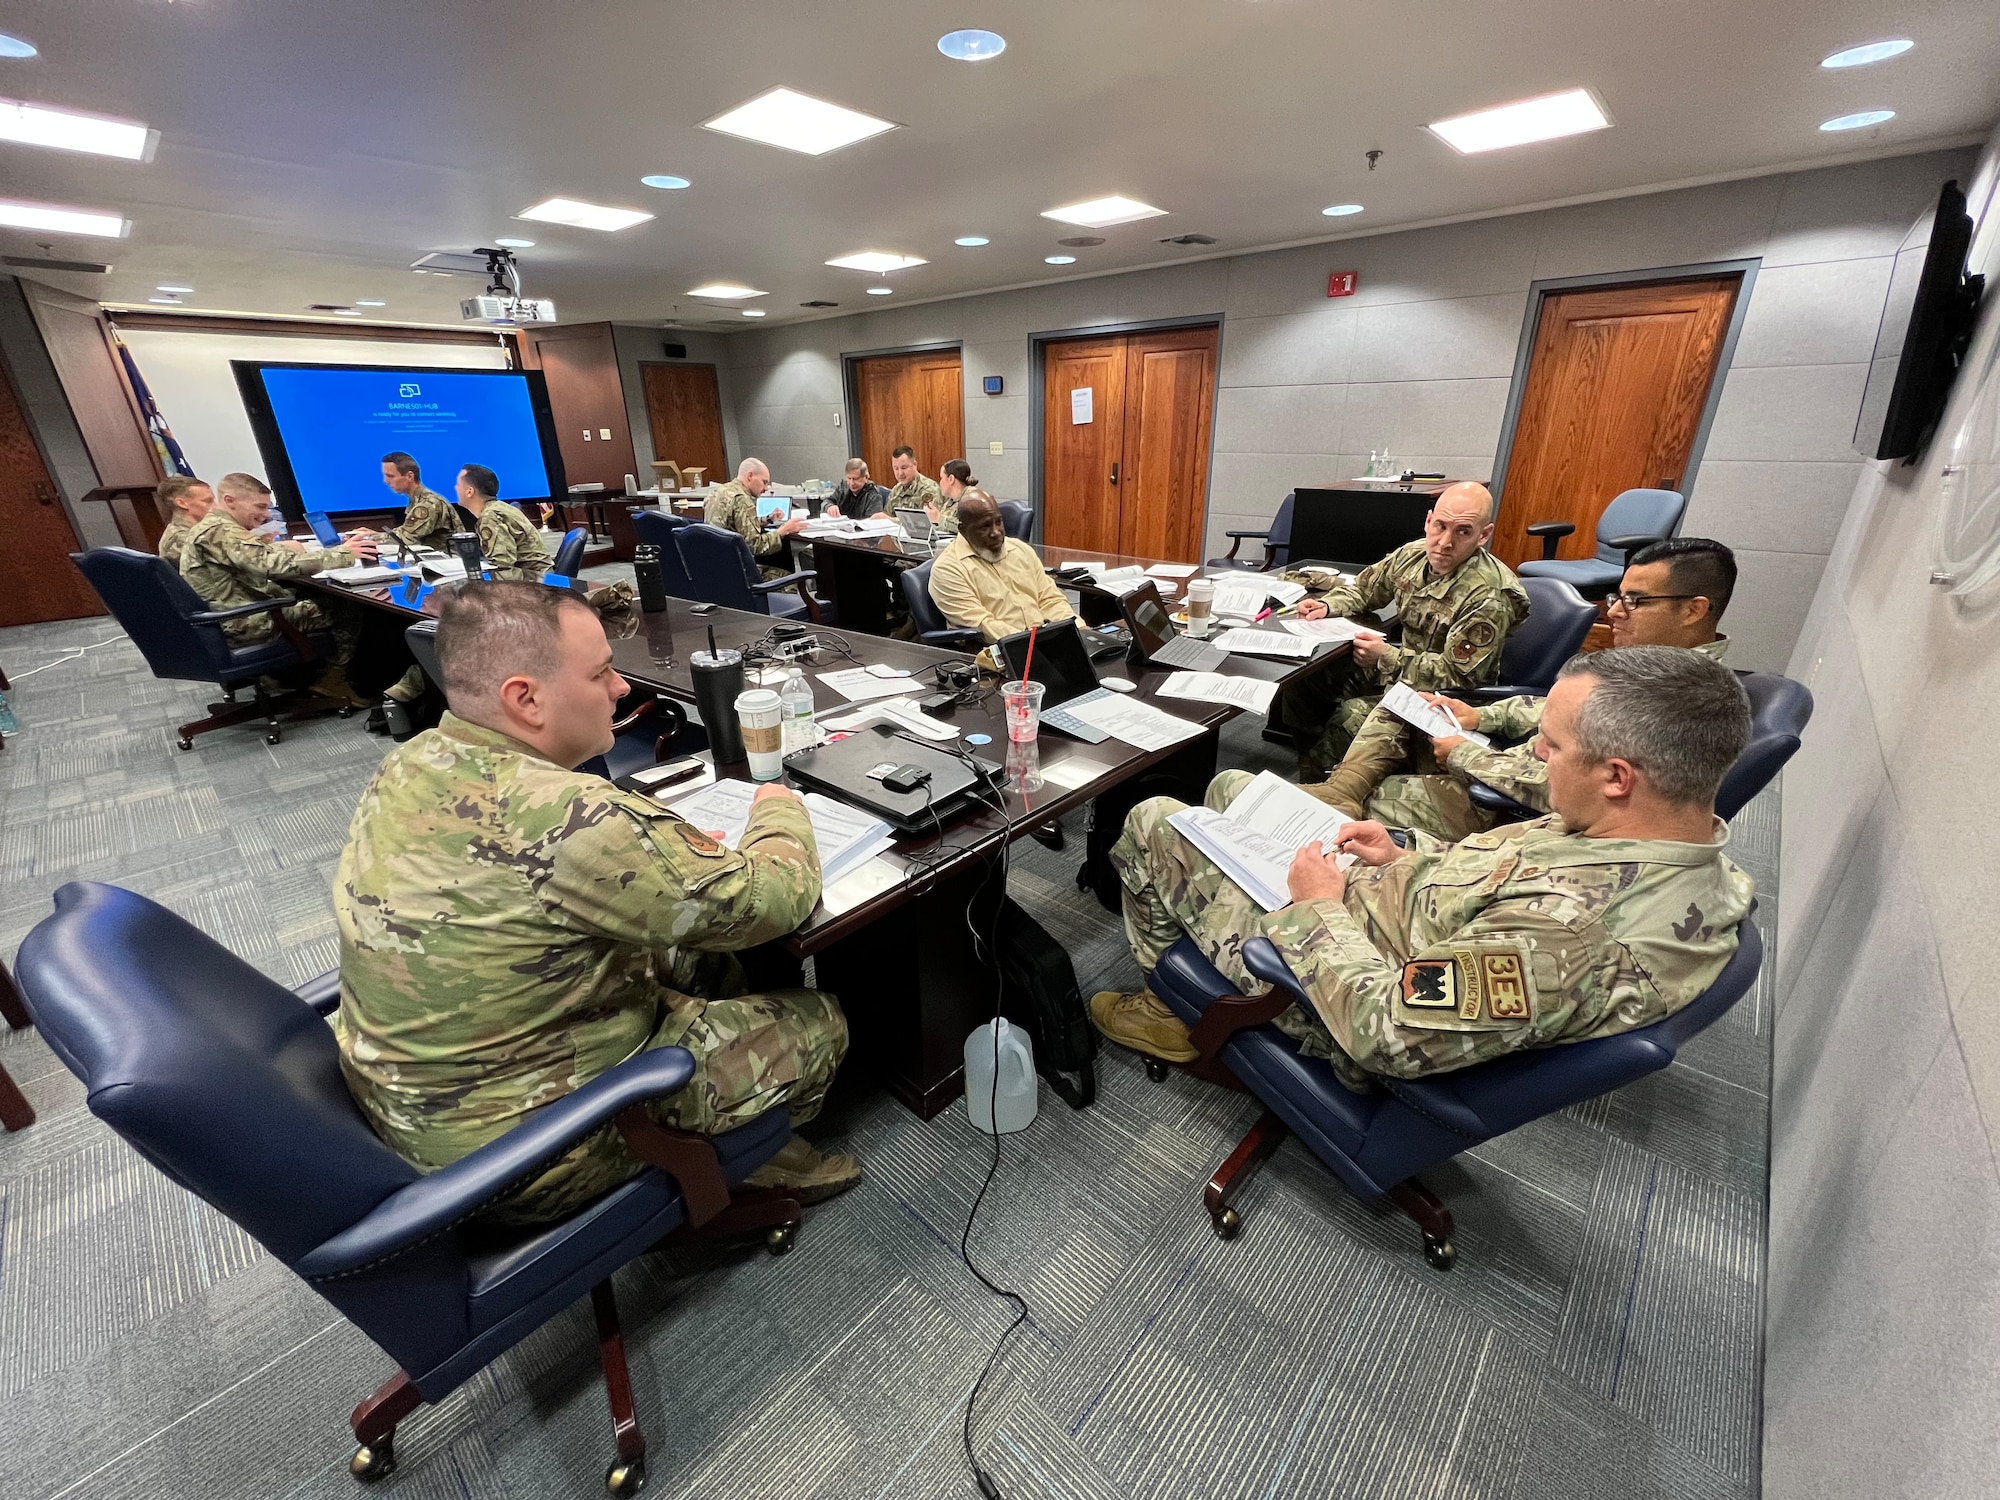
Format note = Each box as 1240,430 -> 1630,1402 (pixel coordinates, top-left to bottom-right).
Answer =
1042,325 -> 1217,562
1493,275 -> 1740,566
0,361 -> 105,626
640,363 -> 726,480
514,322 -> 635,490
852,349 -> 964,483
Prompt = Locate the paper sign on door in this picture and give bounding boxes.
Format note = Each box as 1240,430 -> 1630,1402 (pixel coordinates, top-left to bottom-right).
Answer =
1070,386 -> 1093,425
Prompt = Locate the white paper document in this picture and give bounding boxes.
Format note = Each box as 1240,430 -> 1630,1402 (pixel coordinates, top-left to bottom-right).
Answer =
1063,694 -> 1206,752
817,698 -> 959,741
1091,564 -> 1146,586
1154,672 -> 1281,715
1071,386 -> 1093,424
1265,578 -> 1308,607
1210,578 -> 1271,621
1039,757 -> 1112,790
1282,616 -> 1369,643
817,666 -> 927,703
1213,627 -> 1319,660
1145,563 -> 1201,579
818,855 -> 904,917
1378,681 -> 1490,746
665,782 -> 895,888
1166,770 -> 1356,912
319,564 -> 405,585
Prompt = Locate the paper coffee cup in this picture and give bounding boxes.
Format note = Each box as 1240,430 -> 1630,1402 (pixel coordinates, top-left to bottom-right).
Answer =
735,688 -> 785,781
1186,578 -> 1214,638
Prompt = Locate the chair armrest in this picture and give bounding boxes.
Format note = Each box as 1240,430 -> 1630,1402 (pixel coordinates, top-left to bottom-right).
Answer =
293,970 -> 341,1016
1459,684 -> 1529,705
750,569 -> 818,594
1186,937 -> 1310,1060
611,698 -> 657,735
190,597 -> 299,624
1523,521 -> 1574,561
921,628 -> 985,653
1602,533 -> 1664,559
1467,781 -> 1538,820
295,1046 -> 698,1280
1223,528 -> 1270,540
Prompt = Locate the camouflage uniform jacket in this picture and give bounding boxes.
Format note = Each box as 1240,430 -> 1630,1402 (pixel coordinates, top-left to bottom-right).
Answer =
393,484 -> 457,551
157,515 -> 195,570
178,509 -> 355,643
333,714 -> 823,1178
888,475 -> 949,531
1448,635 -> 1732,811
474,499 -> 553,580
1315,541 -> 1528,691
705,480 -> 786,560
1258,813 -> 1753,1079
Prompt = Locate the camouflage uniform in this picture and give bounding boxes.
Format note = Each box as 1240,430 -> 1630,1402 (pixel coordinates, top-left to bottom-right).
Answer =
1111,768 -> 1752,1092
706,479 -> 791,580
1279,540 -> 1527,781
178,508 -> 361,654
334,714 -> 847,1224
888,475 -> 949,532
1356,637 -> 1733,842
393,484 -> 457,552
157,515 -> 195,570
473,499 -> 554,580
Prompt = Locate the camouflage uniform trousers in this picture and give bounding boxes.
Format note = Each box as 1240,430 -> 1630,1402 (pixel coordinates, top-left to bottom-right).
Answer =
1307,699 -> 1449,817
1362,774 -> 1495,844
488,984 -> 849,1226
1110,768 -> 1373,1092
1276,656 -> 1388,782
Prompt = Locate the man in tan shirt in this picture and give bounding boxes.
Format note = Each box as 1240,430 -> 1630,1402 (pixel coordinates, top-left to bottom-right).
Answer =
927,491 -> 1073,644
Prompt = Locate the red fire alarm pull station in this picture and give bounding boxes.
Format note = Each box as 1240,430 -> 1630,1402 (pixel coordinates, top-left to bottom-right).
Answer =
1327,270 -> 1358,298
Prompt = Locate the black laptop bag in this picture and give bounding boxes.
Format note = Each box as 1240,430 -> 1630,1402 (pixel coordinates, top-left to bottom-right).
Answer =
990,896 -> 1096,1110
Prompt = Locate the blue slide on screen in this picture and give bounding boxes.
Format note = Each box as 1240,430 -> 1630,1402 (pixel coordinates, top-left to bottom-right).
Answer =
259,367 -> 554,513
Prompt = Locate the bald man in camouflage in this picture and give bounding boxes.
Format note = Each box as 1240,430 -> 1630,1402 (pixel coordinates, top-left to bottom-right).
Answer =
334,580 -> 857,1224
707,457 -> 807,580
1089,647 -> 1754,1091
1280,481 -> 1528,782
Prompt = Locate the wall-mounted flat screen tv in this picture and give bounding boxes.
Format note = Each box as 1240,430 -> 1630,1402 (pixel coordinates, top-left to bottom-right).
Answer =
1857,180 -> 1987,463
233,361 -> 568,520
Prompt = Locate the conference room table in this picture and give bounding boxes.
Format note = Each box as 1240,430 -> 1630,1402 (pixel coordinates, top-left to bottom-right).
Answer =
299,572 -> 1346,1118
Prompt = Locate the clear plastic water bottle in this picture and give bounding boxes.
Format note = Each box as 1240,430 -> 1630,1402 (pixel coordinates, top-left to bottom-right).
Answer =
779,667 -> 816,754
964,1017 -> 1037,1134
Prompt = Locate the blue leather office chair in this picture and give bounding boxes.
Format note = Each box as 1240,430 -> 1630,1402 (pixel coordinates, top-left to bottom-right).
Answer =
1517,488 -> 1685,599
71,547 -> 350,749
898,559 -> 984,652
1467,669 -> 1814,824
631,511 -> 700,597
1146,912 -> 1761,1267
15,881 -> 803,1494
673,522 -> 828,622
1459,576 -> 1598,704
552,527 -> 589,579
1207,492 -> 1296,572
998,500 -> 1034,541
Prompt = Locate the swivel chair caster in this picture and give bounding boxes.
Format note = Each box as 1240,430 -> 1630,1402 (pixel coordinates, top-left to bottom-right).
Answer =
765,1224 -> 797,1256
350,1441 -> 396,1482
1144,1058 -> 1170,1083
1421,1234 -> 1457,1271
605,1456 -> 647,1496
1211,1207 -> 1242,1241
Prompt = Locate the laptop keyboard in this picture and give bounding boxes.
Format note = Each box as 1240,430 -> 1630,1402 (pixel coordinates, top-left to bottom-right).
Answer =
1151,634 -> 1228,671
1040,686 -> 1116,743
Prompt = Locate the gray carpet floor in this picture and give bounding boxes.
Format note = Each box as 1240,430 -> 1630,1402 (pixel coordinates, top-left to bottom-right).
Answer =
0,610 -> 1778,1500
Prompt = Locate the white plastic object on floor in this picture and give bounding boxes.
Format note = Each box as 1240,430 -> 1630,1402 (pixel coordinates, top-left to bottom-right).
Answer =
964,1017 -> 1037,1134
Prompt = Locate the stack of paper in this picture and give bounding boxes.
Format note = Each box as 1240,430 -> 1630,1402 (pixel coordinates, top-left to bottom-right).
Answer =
1166,770 -> 1357,912
1282,616 -> 1369,643
1210,578 -> 1271,622
817,698 -> 959,741
320,564 -> 406,585
1145,563 -> 1201,580
817,666 -> 925,703
1213,627 -> 1319,660
1154,673 -> 1280,714
1379,682 -> 1490,746
665,781 -> 897,889
1064,694 -> 1205,751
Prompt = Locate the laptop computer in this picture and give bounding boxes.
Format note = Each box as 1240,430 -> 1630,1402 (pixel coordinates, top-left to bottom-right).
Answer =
305,511 -> 343,547
893,508 -> 933,541
994,619 -> 1117,743
1121,580 -> 1228,671
783,723 -> 994,832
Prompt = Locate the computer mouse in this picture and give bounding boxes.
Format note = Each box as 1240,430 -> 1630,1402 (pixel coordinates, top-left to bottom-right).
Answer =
1099,676 -> 1136,692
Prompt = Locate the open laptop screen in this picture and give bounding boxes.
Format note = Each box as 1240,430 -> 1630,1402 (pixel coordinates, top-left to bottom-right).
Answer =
305,511 -> 343,547
995,619 -> 1099,706
1121,581 -> 1180,653
893,508 -> 932,539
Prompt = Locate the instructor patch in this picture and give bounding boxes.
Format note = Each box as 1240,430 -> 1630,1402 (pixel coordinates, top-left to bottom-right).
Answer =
1395,943 -> 1537,1031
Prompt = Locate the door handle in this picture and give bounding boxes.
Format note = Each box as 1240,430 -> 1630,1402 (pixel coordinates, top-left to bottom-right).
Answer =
1109,462 -> 1120,486
33,481 -> 55,507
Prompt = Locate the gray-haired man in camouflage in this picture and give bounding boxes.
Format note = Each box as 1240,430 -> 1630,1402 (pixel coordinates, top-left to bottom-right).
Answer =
334,580 -> 857,1224
1091,647 -> 1755,1092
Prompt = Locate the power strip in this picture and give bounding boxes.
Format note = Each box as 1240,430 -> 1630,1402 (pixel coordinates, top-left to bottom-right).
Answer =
772,634 -> 820,660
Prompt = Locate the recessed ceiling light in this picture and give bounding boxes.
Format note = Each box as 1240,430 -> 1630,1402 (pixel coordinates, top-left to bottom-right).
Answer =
866,286 -> 894,295
1427,88 -> 1610,154
702,86 -> 897,157
741,308 -> 767,317
937,29 -> 1006,61
515,197 -> 654,232
688,282 -> 766,299
1045,255 -> 1077,265
0,98 -> 156,160
0,33 -> 38,59
1821,39 -> 1914,68
826,251 -> 927,273
147,296 -> 182,305
155,283 -> 193,293
1041,195 -> 1166,228
356,299 -> 386,306
954,236 -> 990,247
493,236 -> 535,248
1321,203 -> 1364,217
0,199 -> 127,237
1821,109 -> 1896,131
640,174 -> 691,190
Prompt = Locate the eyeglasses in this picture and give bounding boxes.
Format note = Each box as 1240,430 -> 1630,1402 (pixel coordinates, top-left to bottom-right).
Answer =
1604,591 -> 1702,611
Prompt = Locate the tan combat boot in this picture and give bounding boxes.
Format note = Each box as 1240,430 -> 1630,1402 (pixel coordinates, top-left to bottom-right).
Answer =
744,1134 -> 863,1205
1088,989 -> 1198,1063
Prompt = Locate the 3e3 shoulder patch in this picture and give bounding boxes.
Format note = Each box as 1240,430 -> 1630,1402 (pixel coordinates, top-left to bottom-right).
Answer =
1395,942 -> 1537,1031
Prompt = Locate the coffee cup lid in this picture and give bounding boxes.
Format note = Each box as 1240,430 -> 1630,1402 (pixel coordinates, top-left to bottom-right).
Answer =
691,649 -> 741,667
735,688 -> 781,712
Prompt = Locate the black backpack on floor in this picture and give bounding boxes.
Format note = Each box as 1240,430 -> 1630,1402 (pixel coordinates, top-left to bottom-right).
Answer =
990,896 -> 1096,1110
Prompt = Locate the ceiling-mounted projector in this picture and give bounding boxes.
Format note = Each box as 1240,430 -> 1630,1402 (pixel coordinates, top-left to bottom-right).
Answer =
460,294 -> 557,324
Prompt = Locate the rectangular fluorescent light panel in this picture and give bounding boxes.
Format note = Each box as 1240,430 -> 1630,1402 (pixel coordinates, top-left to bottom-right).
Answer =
0,98 -> 156,160
1427,88 -> 1610,154
688,283 -> 766,299
702,87 -> 898,156
1040,195 -> 1167,228
515,197 -> 654,232
825,251 -> 927,273
0,199 -> 129,237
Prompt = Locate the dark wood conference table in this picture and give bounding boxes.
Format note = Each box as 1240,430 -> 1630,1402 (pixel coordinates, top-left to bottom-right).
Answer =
301,573 -> 1339,1118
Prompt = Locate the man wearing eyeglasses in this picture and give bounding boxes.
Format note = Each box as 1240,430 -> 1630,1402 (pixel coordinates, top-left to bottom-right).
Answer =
1315,537 -> 1735,840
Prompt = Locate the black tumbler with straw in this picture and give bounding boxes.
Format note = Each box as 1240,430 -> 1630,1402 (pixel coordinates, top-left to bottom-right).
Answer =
690,623 -> 745,764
